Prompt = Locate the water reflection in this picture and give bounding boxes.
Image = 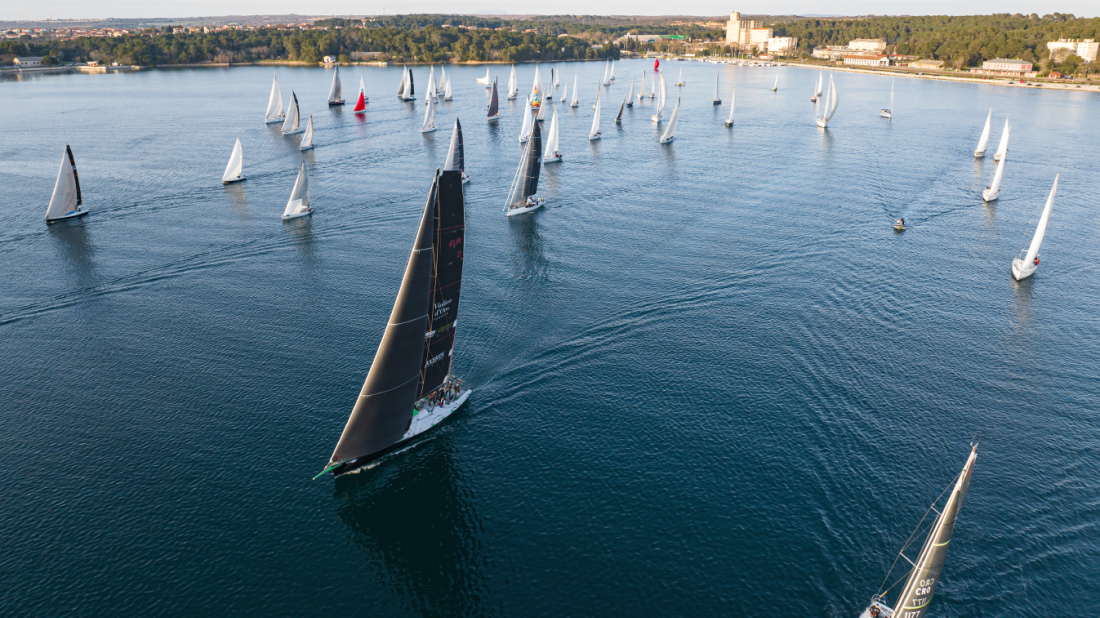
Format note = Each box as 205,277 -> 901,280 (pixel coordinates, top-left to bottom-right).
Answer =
48,221 -> 96,287
1010,274 -> 1036,332
508,211 -> 547,281
283,216 -> 317,263
334,442 -> 491,616
223,181 -> 250,213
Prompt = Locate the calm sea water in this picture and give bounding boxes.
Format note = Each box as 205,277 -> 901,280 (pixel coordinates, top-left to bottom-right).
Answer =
2,61 -> 1098,617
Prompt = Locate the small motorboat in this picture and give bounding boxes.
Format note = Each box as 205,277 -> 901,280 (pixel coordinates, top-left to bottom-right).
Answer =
894,219 -> 906,232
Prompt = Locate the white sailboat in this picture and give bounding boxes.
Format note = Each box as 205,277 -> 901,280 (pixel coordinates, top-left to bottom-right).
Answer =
1012,175 -> 1058,281
993,117 -> 1010,161
438,67 -> 447,98
772,76 -> 778,91
425,67 -> 437,104
816,76 -> 838,128
973,109 -> 992,158
400,66 -> 415,101
487,77 -> 500,121
610,59 -> 616,81
593,79 -> 600,110
554,64 -> 560,86
45,145 -> 88,222
660,97 -> 680,144
570,74 -> 579,108
880,80 -> 893,118
858,445 -> 978,618
507,64 -> 518,99
222,137 -> 245,184
518,95 -> 534,143
674,68 -> 684,86
649,72 -> 656,99
638,71 -> 646,100
505,119 -> 545,216
589,92 -> 602,141
724,90 -> 735,127
602,60 -> 610,86
443,75 -> 453,101
982,125 -> 1010,202
421,91 -> 437,133
299,115 -> 315,150
561,82 -> 568,106
530,66 -> 542,106
477,66 -> 490,87
812,72 -> 823,102
282,161 -> 312,220
626,76 -> 635,106
651,72 -> 667,123
281,92 -> 303,135
544,108 -> 563,162
712,73 -> 722,105
353,76 -> 368,113
264,73 -> 285,124
327,66 -> 344,106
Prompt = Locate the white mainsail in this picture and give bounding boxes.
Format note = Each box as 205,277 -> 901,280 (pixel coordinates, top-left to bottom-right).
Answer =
725,90 -> 735,126
545,109 -> 562,160
602,60 -> 610,85
300,115 -> 315,150
328,67 -> 343,104
649,72 -> 656,98
712,73 -> 721,104
554,64 -> 561,86
519,95 -> 533,143
1014,175 -> 1058,280
438,67 -> 446,97
425,67 -> 436,104
477,66 -> 490,86
530,66 -> 542,103
508,64 -> 518,99
444,75 -> 453,100
281,92 -> 301,134
982,137 -> 1008,202
609,59 -> 616,81
993,117 -> 1010,161
815,72 -> 823,96
570,74 -> 579,107
282,161 -> 312,219
589,92 -> 602,140
660,97 -> 680,144
638,71 -> 646,100
817,76 -> 838,127
265,73 -> 285,123
772,76 -> 778,91
422,92 -> 436,132
627,76 -> 635,104
974,109 -> 992,157
402,67 -> 414,100
222,137 -> 244,183
45,146 -> 85,221
652,72 -> 667,122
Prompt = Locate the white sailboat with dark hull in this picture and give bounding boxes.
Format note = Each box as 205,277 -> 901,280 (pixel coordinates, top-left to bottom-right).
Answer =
45,145 -> 88,223
444,118 -> 470,184
317,168 -> 470,478
264,73 -> 285,124
859,445 -> 978,618
328,67 -> 345,106
282,161 -> 312,220
222,137 -> 245,184
398,66 -> 415,101
505,120 -> 545,216
973,109 -> 992,158
880,81 -> 893,118
712,73 -> 721,105
1012,175 -> 1058,281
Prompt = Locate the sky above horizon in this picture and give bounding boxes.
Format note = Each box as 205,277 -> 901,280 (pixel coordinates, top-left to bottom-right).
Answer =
6,1 -> 1096,21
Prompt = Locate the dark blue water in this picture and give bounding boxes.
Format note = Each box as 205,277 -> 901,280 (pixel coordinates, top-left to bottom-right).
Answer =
2,61 -> 1098,617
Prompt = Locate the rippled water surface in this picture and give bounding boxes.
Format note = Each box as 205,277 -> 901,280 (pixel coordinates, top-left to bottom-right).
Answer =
2,61 -> 1099,617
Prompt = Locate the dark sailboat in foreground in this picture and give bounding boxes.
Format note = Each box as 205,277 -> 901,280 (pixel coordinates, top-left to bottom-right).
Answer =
316,168 -> 470,478
859,444 -> 978,618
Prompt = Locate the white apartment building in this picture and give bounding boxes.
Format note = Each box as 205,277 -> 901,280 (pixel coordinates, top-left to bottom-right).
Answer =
766,36 -> 798,55
1046,38 -> 1098,62
726,11 -> 763,48
849,39 -> 887,52
749,27 -> 773,50
843,54 -> 889,67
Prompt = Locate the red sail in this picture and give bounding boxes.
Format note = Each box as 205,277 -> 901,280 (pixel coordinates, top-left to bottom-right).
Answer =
353,91 -> 366,112
654,58 -> 660,71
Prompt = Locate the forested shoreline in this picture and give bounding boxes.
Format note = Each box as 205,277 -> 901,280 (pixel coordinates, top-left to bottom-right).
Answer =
1,13 -> 1097,75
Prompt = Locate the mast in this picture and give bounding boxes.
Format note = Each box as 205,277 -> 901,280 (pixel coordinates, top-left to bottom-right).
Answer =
324,173 -> 439,474
419,167 -> 466,400
444,118 -> 465,173
889,446 -> 978,618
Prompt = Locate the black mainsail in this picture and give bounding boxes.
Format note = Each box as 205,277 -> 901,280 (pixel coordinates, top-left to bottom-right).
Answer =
505,120 -> 542,210
487,77 -> 499,119
615,98 -> 625,124
419,169 -> 465,399
323,174 -> 438,476
444,119 -> 465,173
67,145 -> 82,207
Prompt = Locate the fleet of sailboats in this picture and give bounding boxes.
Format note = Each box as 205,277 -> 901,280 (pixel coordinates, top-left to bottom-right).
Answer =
1012,175 -> 1058,280
880,81 -> 893,119
315,166 -> 469,477
816,76 -> 839,129
264,73 -> 285,124
327,67 -> 344,106
45,145 -> 87,222
282,161 -> 312,220
505,119 -> 545,216
221,138 -> 245,184
982,125 -> 1010,202
858,445 -> 978,618
974,109 -> 992,157
660,97 -> 680,144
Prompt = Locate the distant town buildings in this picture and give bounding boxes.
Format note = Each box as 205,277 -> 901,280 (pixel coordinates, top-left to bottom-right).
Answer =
843,54 -> 889,67
766,37 -> 798,55
909,59 -> 944,70
848,39 -> 887,52
1046,38 -> 1098,62
972,58 -> 1037,77
749,27 -> 772,50
725,12 -> 762,48
812,39 -> 888,61
13,56 -> 43,66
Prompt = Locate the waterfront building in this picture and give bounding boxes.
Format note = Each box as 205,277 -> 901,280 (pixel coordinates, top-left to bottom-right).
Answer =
849,39 -> 888,52
910,59 -> 944,70
749,27 -> 773,50
971,59 -> 1037,77
14,56 -> 43,66
843,54 -> 890,67
1046,39 -> 1098,63
726,11 -> 763,49
766,37 -> 799,55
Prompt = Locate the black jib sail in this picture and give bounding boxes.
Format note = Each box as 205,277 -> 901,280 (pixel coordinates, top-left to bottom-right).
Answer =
409,70 -> 415,96
67,145 -> 82,206
444,119 -> 465,173
883,445 -> 977,618
418,169 -> 465,399
505,120 -> 542,210
323,173 -> 438,476
487,78 -> 499,118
